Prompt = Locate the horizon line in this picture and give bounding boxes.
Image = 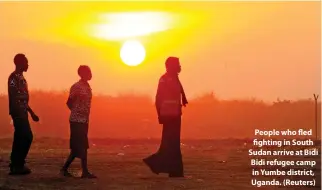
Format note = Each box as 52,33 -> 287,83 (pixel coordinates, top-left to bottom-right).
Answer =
0,89 -> 320,103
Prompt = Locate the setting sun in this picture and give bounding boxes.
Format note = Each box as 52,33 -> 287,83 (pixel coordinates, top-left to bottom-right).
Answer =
120,40 -> 146,66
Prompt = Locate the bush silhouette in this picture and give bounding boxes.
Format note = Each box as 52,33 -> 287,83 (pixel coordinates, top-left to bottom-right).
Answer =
0,91 -> 320,139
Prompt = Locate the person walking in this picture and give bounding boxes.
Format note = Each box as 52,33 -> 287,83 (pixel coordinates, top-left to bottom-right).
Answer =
143,57 -> 188,178
60,65 -> 96,178
8,53 -> 39,175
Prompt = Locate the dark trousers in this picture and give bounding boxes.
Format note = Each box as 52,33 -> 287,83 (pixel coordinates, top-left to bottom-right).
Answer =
145,117 -> 183,175
10,117 -> 33,168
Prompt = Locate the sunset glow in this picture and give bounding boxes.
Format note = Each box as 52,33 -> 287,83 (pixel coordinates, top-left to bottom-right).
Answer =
0,2 -> 319,101
91,12 -> 174,40
0,4 -> 320,188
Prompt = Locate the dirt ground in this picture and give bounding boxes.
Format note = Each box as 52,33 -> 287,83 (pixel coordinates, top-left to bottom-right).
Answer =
0,138 -> 320,190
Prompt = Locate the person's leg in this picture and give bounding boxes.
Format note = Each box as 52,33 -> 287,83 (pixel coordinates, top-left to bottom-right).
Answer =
81,150 -> 88,174
80,150 -> 96,178
80,123 -> 96,178
60,151 -> 75,177
10,125 -> 20,171
62,152 -> 76,171
60,122 -> 77,176
20,120 -> 33,169
9,118 -> 31,175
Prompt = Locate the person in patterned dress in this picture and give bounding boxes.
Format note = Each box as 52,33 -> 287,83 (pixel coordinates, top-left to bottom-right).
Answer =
60,65 -> 96,178
8,53 -> 40,175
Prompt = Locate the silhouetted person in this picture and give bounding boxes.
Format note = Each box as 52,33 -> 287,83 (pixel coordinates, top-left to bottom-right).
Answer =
143,57 -> 188,177
60,65 -> 96,178
8,53 -> 39,175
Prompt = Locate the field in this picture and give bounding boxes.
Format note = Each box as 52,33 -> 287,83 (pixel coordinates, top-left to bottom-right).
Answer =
0,138 -> 321,190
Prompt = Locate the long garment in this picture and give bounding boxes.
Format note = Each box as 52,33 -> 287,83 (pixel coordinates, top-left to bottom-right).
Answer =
144,117 -> 183,175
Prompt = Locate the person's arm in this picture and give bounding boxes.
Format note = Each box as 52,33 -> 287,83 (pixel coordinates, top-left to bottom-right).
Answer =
27,105 -> 34,115
27,105 -> 39,122
67,85 -> 78,110
155,77 -> 166,117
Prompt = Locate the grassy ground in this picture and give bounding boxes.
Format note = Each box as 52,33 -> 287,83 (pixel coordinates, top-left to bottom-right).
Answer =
0,138 -> 320,190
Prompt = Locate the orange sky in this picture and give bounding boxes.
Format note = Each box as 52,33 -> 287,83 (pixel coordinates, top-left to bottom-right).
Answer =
0,1 -> 320,102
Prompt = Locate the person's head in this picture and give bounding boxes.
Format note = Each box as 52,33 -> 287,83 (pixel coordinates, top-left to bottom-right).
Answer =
14,53 -> 28,72
78,65 -> 92,81
165,56 -> 181,74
